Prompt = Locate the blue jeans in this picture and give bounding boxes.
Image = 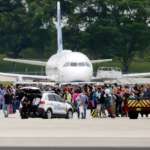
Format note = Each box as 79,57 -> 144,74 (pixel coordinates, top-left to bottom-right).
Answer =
83,107 -> 87,119
3,104 -> 8,117
78,106 -> 87,119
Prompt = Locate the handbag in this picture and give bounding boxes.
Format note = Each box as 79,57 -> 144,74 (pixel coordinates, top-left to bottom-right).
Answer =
8,104 -> 13,114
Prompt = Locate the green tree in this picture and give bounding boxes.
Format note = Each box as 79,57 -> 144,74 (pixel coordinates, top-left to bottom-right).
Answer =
65,0 -> 150,72
0,0 -> 150,73
0,0 -> 56,58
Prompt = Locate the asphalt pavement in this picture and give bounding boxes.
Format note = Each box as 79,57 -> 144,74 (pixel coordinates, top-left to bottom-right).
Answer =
0,110 -> 149,147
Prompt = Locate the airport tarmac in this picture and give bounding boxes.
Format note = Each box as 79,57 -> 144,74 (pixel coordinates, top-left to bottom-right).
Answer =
0,112 -> 149,147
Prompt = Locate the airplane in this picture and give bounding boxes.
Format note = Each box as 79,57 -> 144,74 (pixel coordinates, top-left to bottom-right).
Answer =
0,1 -> 150,83
0,1 -> 112,83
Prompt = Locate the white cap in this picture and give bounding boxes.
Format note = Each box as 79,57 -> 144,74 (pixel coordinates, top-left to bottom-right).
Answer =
105,89 -> 110,94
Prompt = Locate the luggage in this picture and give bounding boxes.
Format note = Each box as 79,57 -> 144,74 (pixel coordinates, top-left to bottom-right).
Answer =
8,104 -> 13,114
88,100 -> 96,109
107,107 -> 115,118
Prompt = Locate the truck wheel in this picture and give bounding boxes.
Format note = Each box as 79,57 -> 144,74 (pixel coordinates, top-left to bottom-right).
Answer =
128,112 -> 138,119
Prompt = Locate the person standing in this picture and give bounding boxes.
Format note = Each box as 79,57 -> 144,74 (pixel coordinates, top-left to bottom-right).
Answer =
3,88 -> 13,117
72,88 -> 81,115
78,90 -> 88,119
104,88 -> 115,118
99,86 -> 107,118
0,93 -> 4,111
96,87 -> 102,118
64,90 -> 72,104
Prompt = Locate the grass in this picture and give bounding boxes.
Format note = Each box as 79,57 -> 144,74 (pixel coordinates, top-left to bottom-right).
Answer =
0,55 -> 45,75
129,61 -> 150,73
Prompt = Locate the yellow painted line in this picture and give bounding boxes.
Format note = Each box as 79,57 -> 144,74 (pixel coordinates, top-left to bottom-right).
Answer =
128,100 -> 136,107
128,99 -> 150,107
145,100 -> 150,106
135,103 -> 141,108
132,101 -> 138,107
128,100 -> 132,105
142,101 -> 147,107
143,101 -> 149,107
139,101 -> 146,107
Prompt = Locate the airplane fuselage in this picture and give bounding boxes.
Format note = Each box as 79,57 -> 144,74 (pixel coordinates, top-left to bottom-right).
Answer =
46,50 -> 93,82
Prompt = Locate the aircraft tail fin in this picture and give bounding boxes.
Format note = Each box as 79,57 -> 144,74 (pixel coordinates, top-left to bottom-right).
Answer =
57,1 -> 63,53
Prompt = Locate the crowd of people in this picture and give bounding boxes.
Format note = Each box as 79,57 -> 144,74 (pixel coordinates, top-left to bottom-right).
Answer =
0,83 -> 150,118
0,85 -> 17,117
59,83 -> 150,118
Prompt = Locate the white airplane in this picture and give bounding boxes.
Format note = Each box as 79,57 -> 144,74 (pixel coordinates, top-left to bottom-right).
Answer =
0,1 -> 112,83
0,1 -> 150,83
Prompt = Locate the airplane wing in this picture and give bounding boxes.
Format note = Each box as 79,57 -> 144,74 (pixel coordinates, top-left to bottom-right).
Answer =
0,72 -> 49,82
123,72 -> 150,77
91,59 -> 112,64
4,58 -> 112,65
3,58 -> 46,66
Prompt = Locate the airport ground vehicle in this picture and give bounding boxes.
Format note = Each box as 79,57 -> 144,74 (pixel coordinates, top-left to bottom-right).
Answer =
128,98 -> 150,119
38,92 -> 73,119
19,87 -> 42,119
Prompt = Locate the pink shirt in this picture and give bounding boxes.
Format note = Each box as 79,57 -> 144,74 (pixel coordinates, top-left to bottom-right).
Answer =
72,93 -> 80,103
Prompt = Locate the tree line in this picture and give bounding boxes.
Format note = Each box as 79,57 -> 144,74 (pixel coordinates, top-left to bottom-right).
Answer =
0,0 -> 150,72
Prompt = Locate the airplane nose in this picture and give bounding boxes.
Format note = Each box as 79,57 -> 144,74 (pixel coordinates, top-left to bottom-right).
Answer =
61,67 -> 92,82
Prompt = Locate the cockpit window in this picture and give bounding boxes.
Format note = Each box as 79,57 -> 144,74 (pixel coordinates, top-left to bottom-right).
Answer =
85,62 -> 90,67
63,62 -> 90,67
70,62 -> 77,66
63,62 -> 70,67
78,62 -> 85,66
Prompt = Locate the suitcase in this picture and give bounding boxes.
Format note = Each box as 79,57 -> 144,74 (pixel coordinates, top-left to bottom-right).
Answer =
8,104 -> 13,114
